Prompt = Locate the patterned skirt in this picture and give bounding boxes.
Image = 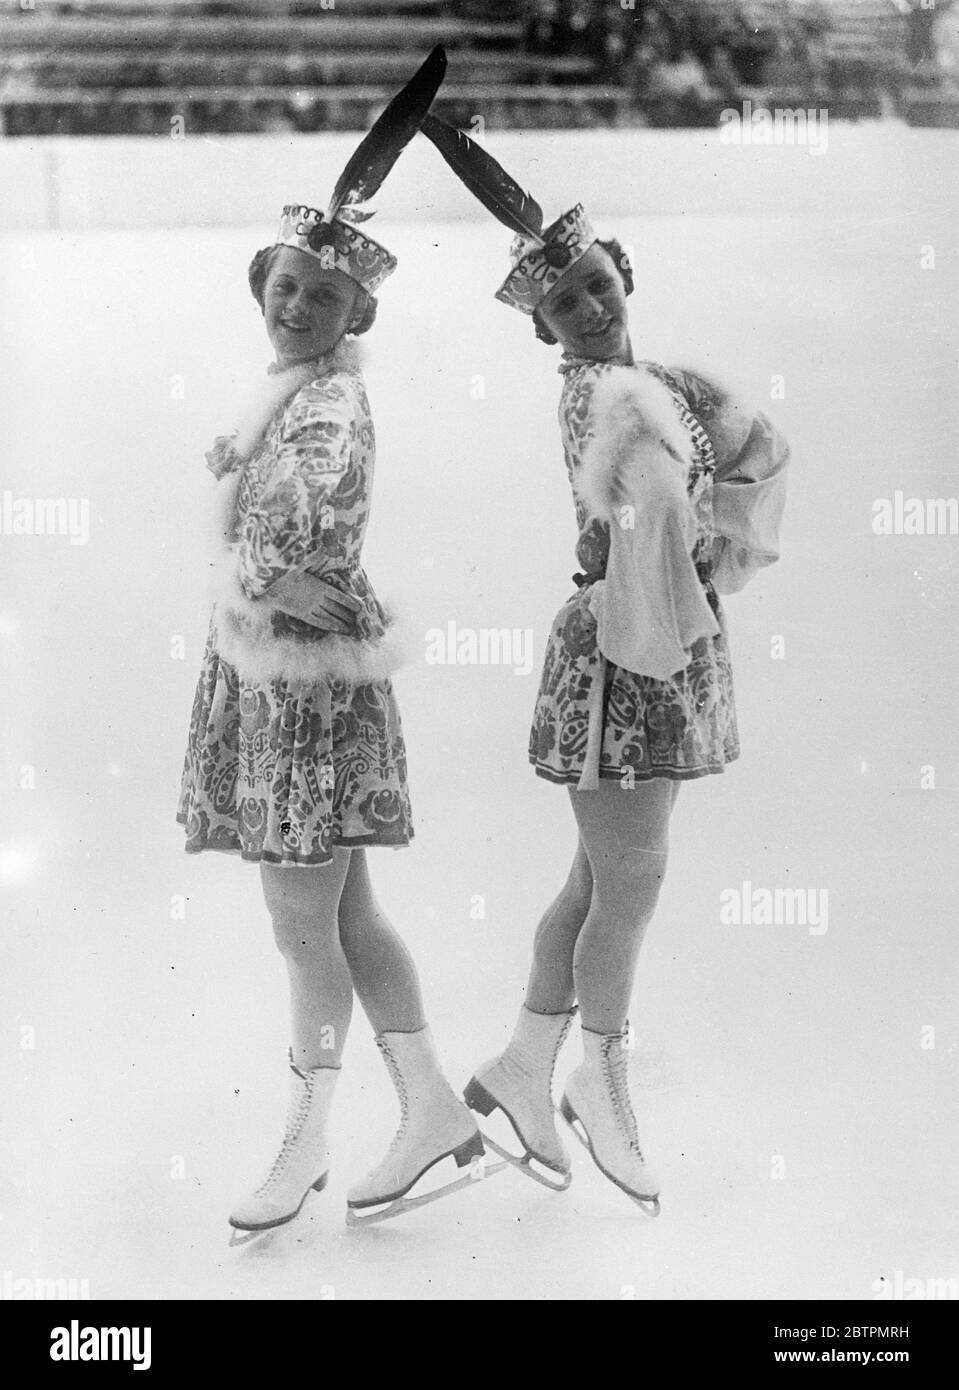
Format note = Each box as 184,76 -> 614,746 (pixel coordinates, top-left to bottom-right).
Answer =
528,581 -> 740,786
177,621 -> 413,867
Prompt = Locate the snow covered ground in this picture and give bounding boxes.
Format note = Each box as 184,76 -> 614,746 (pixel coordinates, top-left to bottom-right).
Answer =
1,126 -> 958,1301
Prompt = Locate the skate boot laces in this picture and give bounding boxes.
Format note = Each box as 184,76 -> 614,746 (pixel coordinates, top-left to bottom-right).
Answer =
527,1007 -> 575,1105
549,1012 -> 575,1097
602,1036 -> 645,1158
377,1036 -> 411,1155
253,1072 -> 315,1196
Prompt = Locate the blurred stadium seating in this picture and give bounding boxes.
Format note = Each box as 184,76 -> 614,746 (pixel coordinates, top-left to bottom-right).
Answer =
0,0 -> 956,136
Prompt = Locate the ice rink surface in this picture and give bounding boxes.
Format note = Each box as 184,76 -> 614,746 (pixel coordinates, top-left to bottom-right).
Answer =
1,126 -> 958,1300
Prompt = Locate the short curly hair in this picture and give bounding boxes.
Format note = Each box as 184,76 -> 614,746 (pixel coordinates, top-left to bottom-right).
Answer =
247,245 -> 377,335
531,237 -> 634,347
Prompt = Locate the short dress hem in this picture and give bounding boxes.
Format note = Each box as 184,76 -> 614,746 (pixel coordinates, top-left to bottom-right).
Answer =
529,753 -> 740,788
175,812 -> 411,867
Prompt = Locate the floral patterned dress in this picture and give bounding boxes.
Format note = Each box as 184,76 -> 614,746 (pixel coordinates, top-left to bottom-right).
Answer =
528,356 -> 741,785
177,353 -> 413,867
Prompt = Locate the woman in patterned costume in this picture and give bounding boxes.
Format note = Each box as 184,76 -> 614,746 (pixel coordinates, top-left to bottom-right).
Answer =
451,199 -> 789,1210
177,52 -> 485,1236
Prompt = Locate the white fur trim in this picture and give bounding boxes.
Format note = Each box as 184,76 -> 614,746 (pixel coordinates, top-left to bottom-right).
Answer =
232,362 -> 315,461
208,551 -> 409,686
576,366 -> 694,521
668,361 -> 755,473
208,340 -> 368,560
229,339 -> 367,461
669,358 -> 746,409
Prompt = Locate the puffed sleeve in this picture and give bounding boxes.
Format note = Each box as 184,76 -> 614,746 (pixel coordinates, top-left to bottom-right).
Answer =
670,368 -> 789,596
205,432 -> 242,481
234,377 -> 355,600
710,413 -> 789,594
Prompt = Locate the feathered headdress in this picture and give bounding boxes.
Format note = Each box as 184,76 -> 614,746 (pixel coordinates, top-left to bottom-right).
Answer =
274,45 -> 448,295
420,113 -> 598,315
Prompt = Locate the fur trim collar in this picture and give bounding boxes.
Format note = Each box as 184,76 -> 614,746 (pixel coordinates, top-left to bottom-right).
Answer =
232,338 -> 366,461
576,365 -> 694,521
209,338 -> 367,552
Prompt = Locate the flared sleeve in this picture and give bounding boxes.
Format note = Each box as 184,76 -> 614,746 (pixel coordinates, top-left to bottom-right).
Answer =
670,368 -> 789,595
575,365 -> 720,681
234,378 -> 356,600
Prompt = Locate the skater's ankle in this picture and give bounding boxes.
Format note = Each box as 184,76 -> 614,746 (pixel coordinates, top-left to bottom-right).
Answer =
580,1018 -> 627,1038
523,998 -> 576,1017
291,1055 -> 343,1074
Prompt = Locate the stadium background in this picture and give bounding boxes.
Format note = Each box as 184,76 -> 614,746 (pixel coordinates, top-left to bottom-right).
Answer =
1,0 -> 958,139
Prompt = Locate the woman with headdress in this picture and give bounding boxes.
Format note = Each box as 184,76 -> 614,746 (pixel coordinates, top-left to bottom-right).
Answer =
177,51 -> 487,1236
422,119 -> 789,1211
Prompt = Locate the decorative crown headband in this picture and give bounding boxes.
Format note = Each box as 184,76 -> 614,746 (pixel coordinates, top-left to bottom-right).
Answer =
419,114 -> 599,315
273,205 -> 398,296
272,45 -> 447,296
495,204 -> 598,315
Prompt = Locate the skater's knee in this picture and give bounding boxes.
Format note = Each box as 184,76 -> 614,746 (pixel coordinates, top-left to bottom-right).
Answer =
604,820 -> 668,868
565,851 -> 594,912
591,848 -> 668,921
542,845 -> 593,930
273,922 -> 348,969
270,911 -> 322,959
265,893 -> 340,960
338,886 -> 383,943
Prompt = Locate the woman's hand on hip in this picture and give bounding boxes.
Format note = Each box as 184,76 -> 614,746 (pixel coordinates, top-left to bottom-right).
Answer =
270,572 -> 363,634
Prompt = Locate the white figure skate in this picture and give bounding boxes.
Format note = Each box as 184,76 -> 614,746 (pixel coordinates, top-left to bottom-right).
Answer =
464,1005 -> 575,1191
560,1025 -> 661,1216
346,1027 -> 502,1226
228,1053 -> 339,1243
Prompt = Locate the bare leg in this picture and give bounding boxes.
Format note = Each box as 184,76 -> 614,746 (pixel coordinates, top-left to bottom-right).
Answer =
260,849 -> 353,1070
524,840 -> 594,1015
569,779 -> 679,1034
337,849 -> 426,1034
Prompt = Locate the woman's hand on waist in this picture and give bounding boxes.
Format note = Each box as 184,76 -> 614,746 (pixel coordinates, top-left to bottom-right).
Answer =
269,570 -> 363,634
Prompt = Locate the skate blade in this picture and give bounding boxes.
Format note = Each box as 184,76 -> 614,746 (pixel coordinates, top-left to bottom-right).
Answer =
464,1079 -> 572,1191
479,1132 -> 572,1192
345,1150 -> 509,1228
558,1103 -> 660,1217
227,1171 -> 329,1246
228,1225 -> 277,1248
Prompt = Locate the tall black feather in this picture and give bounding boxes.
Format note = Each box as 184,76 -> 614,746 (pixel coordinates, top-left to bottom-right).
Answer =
420,112 -> 544,244
321,45 -> 447,227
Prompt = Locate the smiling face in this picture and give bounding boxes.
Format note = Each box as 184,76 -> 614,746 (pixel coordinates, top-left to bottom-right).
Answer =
262,246 -> 360,366
537,242 -> 630,361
